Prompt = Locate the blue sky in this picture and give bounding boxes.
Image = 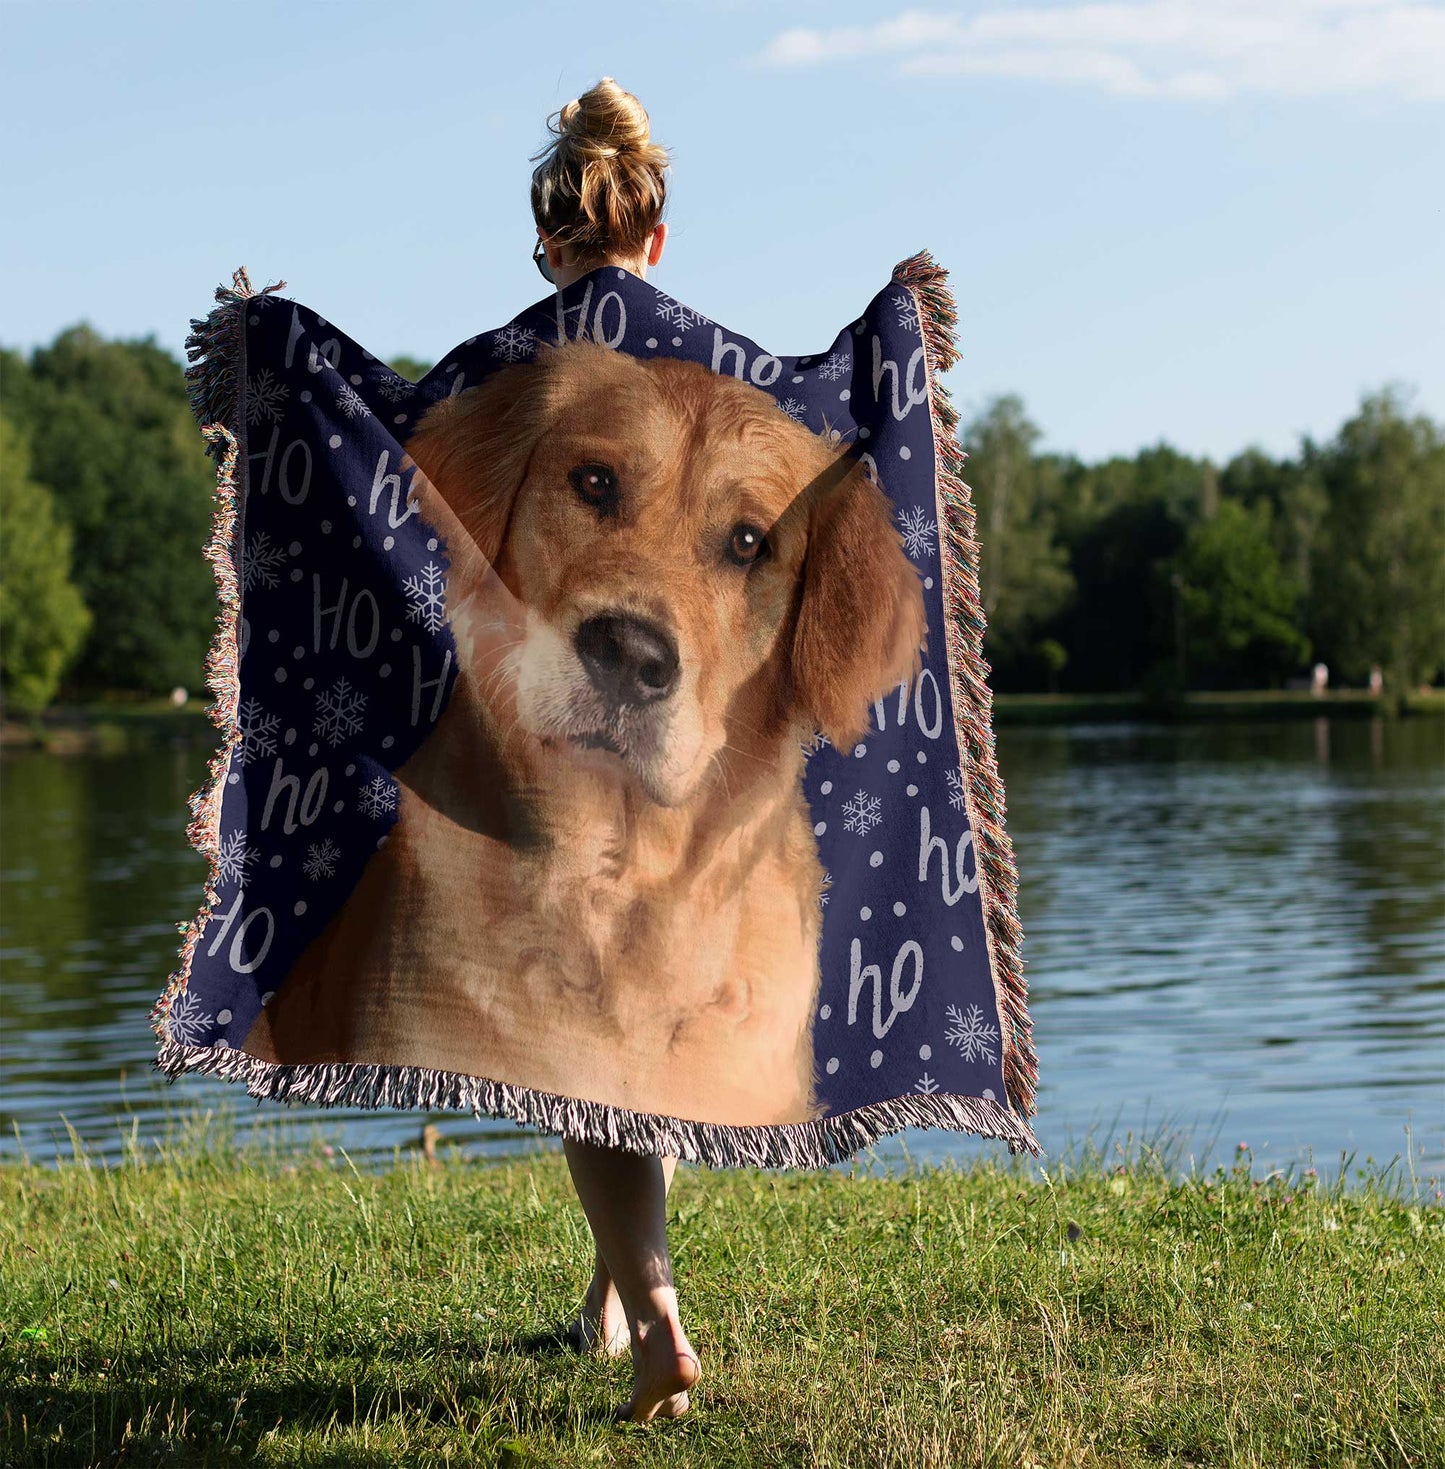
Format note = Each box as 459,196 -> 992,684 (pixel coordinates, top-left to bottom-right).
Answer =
3,0 -> 1441,462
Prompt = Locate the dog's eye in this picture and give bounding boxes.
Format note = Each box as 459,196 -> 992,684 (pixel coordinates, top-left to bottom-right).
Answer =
569,463 -> 619,512
726,522 -> 770,567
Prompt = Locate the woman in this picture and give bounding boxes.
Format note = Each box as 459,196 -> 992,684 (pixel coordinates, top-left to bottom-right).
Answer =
528,76 -> 700,1426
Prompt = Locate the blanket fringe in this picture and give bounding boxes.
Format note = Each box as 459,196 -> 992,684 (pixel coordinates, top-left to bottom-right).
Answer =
152,1036 -> 1041,1166
147,263 -> 1043,1170
147,268 -> 281,1040
891,250 -> 1038,1120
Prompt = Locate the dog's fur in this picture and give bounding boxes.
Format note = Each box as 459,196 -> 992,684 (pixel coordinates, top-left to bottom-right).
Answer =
240,340 -> 927,1125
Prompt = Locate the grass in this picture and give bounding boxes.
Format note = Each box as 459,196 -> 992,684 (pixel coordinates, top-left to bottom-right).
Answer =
4,1111 -> 1441,1468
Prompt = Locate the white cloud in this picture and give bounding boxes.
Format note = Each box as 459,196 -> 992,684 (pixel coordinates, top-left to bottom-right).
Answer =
758,2 -> 1445,100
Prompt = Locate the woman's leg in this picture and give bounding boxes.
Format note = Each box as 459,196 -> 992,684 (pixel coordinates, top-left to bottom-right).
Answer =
570,1154 -> 677,1354
562,1140 -> 700,1422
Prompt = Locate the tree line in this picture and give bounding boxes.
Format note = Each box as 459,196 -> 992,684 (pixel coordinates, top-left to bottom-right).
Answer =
1,326 -> 1440,715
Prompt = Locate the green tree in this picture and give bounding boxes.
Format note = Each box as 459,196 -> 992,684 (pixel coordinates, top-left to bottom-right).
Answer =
0,412 -> 92,713
5,327 -> 216,693
1173,497 -> 1310,688
962,395 -> 1074,685
1308,387 -> 1445,691
387,355 -> 434,382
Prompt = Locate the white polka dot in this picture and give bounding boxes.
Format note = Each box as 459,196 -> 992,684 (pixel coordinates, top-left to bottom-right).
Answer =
427,538 -> 438,551
672,336 -> 682,347
870,1049 -> 883,1068
853,743 -> 867,758
919,1044 -> 932,1061
383,536 -> 394,551
284,726 -> 297,744
248,315 -> 260,326
869,850 -> 883,867
307,740 -> 318,754
906,784 -> 918,796
819,1004 -> 832,1019
617,269 -> 628,279
899,446 -> 912,460
393,413 -> 407,425
792,375 -> 804,384
217,1008 -> 232,1024
919,750 -> 930,764
390,628 -> 403,642
646,337 -> 658,349
887,759 -> 900,773
274,668 -> 287,682
924,576 -> 934,589
820,780 -> 832,794
839,389 -> 850,402
215,1038 -> 231,1050
289,568 -> 303,583
267,629 -> 280,643
854,323 -> 866,336
813,821 -> 827,836
377,835 -> 388,848
893,901 -> 906,916
860,906 -> 872,920
226,772 -> 239,785
321,520 -> 332,533
826,1057 -> 839,1075
983,1089 -> 996,1102
332,800 -> 344,813
317,317 -> 328,327
300,390 -> 312,403
329,435 -> 342,449
859,427 -> 870,439
349,374 -> 362,385
261,990 -> 275,1005
345,763 -> 356,776
269,854 -> 282,869
446,362 -> 458,372
363,350 -> 374,361
303,680 -> 314,692
292,646 -> 304,660
381,735 -> 394,749
352,536 -> 362,548
378,663 -> 391,678
293,901 -> 307,916
346,494 -> 357,506
464,336 -> 476,346
951,935 -> 964,951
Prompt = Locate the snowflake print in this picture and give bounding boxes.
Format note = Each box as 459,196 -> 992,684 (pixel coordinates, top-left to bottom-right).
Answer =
818,870 -> 833,909
946,767 -> 967,812
779,398 -> 808,422
302,839 -> 341,881
241,530 -> 286,592
357,775 -> 398,820
655,295 -> 706,333
945,1003 -> 1000,1065
246,368 -> 290,426
915,1073 -> 940,1095
165,988 -> 213,1047
800,729 -> 831,758
842,789 -> 882,836
313,678 -> 366,746
492,325 -> 537,363
817,351 -> 850,382
335,383 -> 370,420
893,292 -> 921,336
235,697 -> 280,767
215,829 -> 260,886
897,504 -> 937,559
374,371 -> 412,402
403,562 -> 448,633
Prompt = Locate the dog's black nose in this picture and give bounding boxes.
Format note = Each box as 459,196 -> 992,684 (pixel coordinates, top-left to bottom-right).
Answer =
575,613 -> 679,707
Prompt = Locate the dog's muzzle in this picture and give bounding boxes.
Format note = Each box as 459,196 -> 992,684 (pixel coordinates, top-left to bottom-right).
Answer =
574,613 -> 680,710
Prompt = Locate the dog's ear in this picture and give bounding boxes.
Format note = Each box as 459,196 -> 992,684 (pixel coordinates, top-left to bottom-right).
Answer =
403,353 -> 561,568
789,457 -> 928,750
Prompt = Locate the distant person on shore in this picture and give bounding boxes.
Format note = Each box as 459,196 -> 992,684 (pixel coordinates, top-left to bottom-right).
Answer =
1311,662 -> 1329,697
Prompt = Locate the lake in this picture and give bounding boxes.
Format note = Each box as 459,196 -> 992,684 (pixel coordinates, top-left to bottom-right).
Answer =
2,717 -> 1441,1187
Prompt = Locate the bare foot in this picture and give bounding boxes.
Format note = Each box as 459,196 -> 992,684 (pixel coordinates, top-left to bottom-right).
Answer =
616,1315 -> 701,1424
567,1278 -> 630,1357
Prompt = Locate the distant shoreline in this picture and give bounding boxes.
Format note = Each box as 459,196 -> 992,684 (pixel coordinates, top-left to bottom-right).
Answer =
3,687 -> 1441,754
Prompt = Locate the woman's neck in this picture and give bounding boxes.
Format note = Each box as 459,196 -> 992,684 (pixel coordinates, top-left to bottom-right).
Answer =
551,254 -> 647,291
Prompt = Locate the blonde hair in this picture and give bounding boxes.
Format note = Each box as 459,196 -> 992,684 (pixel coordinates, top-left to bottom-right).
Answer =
530,77 -> 670,265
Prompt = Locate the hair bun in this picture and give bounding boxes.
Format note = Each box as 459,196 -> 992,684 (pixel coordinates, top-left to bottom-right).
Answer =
555,76 -> 652,158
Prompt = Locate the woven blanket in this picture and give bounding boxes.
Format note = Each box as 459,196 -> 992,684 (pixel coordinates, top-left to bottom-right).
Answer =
148,253 -> 1039,1167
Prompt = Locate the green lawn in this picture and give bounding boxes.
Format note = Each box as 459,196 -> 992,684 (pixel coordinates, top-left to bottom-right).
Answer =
3,1108 -> 1440,1467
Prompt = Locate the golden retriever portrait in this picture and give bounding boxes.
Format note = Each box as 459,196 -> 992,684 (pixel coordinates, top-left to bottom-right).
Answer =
240,339 -> 927,1126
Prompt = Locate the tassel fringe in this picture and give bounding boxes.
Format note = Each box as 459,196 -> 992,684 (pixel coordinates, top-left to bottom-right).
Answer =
891,249 -> 1039,1120
147,263 -> 1042,1170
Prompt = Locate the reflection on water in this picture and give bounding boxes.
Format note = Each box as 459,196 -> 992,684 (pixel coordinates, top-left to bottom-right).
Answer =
2,718 -> 1441,1181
